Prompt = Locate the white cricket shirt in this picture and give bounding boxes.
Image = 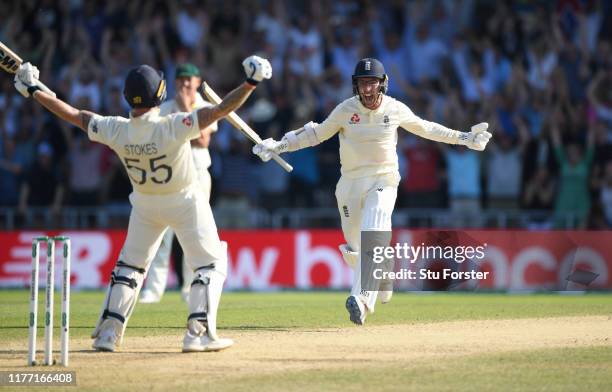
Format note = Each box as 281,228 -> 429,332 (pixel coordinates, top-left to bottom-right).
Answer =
87,109 -> 200,194
313,95 -> 463,178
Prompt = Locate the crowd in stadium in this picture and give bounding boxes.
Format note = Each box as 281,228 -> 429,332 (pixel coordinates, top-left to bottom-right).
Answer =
0,0 -> 610,229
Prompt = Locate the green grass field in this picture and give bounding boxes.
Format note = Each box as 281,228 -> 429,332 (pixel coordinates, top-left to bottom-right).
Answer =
1,291 -> 611,391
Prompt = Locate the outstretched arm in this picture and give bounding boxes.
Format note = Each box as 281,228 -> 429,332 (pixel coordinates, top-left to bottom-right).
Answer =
14,62 -> 97,132
32,90 -> 96,132
196,82 -> 255,130
197,55 -> 272,130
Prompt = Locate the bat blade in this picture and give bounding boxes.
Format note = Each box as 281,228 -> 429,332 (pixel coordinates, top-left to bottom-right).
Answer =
0,41 -> 23,74
200,82 -> 293,172
0,41 -> 56,97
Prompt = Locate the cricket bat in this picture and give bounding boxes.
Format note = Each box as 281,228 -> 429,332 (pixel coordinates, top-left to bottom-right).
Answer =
0,41 -> 56,96
200,81 -> 293,173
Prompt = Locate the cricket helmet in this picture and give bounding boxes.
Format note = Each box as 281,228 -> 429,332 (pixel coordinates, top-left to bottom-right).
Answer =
351,58 -> 388,95
123,65 -> 167,108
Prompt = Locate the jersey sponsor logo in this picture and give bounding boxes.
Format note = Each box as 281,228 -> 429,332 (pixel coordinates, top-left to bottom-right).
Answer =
182,115 -> 194,128
343,205 -> 350,218
349,113 -> 360,124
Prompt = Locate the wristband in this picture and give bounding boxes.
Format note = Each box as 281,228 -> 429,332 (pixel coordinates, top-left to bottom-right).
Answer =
245,78 -> 259,86
27,85 -> 42,95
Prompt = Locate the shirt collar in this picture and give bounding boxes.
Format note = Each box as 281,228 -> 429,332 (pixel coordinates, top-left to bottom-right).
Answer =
129,107 -> 161,121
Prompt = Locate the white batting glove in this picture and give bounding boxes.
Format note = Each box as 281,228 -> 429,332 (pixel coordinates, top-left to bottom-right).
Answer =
14,62 -> 55,98
459,122 -> 493,151
14,62 -> 40,98
252,138 -> 286,162
242,55 -> 272,85
18,62 -> 40,84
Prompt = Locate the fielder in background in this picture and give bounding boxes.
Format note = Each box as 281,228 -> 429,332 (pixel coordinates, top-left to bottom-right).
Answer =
253,58 -> 491,325
139,63 -> 219,304
14,55 -> 272,351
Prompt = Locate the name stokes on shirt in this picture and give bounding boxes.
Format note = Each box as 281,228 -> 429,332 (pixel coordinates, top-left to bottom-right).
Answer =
124,143 -> 159,156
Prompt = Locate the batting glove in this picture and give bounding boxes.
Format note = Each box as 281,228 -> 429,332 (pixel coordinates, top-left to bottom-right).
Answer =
242,55 -> 272,86
459,122 -> 493,151
252,138 -> 286,162
14,62 -> 40,98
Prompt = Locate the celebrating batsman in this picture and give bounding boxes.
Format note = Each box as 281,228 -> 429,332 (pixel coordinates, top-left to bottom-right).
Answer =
139,63 -> 219,304
14,56 -> 272,351
253,58 -> 491,325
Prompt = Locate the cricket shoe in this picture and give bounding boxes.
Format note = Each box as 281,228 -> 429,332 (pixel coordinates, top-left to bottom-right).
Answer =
182,332 -> 234,352
139,290 -> 161,304
345,295 -> 367,325
92,319 -> 121,352
379,280 -> 393,304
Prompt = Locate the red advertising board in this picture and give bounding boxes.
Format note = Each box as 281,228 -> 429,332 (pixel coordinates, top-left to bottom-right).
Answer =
0,230 -> 610,290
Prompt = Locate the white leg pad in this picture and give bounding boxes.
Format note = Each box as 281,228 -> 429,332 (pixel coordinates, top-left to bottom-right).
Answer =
187,244 -> 227,341
92,261 -> 145,345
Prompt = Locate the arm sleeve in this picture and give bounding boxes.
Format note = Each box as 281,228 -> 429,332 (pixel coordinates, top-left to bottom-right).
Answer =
397,101 -> 464,144
282,106 -> 343,151
312,105 -> 343,143
169,111 -> 201,142
87,115 -> 121,147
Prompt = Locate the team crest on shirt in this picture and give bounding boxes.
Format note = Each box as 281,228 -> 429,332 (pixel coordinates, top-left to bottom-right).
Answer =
383,115 -> 390,128
182,115 -> 194,127
349,113 -> 360,124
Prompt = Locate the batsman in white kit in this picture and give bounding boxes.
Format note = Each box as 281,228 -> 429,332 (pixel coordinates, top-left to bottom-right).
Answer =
253,58 -> 492,325
139,63 -> 219,304
13,55 -> 273,350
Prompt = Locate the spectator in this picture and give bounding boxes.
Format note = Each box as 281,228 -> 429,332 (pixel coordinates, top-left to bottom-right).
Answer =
18,143 -> 65,227
522,166 -> 556,211
600,161 -> 612,226
0,0 -> 609,230
550,117 -> 595,228
0,138 -> 26,206
67,131 -> 104,206
399,137 -> 445,208
444,146 -> 482,228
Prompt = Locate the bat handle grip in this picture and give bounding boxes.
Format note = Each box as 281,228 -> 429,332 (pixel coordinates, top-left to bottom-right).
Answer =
37,81 -> 56,98
271,153 -> 293,172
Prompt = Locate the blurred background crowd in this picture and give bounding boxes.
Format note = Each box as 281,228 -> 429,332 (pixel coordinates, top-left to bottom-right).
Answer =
0,0 -> 610,230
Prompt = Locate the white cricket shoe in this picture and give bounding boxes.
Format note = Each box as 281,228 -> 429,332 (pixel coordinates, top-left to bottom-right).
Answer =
92,319 -> 121,352
345,295 -> 367,325
182,331 -> 234,352
139,290 -> 161,304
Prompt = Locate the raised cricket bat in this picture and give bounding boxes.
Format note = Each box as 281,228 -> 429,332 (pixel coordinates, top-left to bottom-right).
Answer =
0,41 -> 56,96
200,81 -> 293,173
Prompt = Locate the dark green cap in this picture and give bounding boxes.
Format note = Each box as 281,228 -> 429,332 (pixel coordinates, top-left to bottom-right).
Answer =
175,63 -> 200,79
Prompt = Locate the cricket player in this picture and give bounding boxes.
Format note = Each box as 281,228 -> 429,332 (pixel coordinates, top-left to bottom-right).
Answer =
14,55 -> 272,350
139,63 -> 218,304
253,58 -> 491,325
